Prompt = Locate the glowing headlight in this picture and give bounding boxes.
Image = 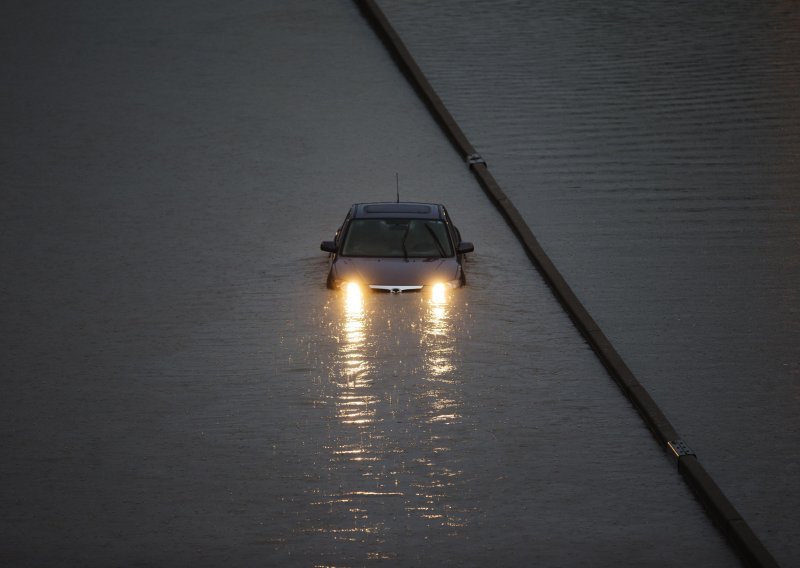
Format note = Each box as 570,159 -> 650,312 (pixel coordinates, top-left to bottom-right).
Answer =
431,282 -> 447,304
345,281 -> 362,299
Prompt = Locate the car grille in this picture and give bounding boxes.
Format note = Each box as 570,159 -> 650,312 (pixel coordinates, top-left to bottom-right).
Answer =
368,285 -> 424,294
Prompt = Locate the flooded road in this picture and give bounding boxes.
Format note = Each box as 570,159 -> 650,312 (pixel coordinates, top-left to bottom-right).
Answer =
0,0 -> 774,565
380,1 -> 800,565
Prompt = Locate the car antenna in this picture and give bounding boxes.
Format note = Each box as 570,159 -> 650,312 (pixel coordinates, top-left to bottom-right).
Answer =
396,172 -> 400,203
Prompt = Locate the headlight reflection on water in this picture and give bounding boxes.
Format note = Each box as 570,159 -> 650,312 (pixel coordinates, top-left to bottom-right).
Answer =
341,281 -> 369,386
306,281 -> 468,555
423,285 -> 454,377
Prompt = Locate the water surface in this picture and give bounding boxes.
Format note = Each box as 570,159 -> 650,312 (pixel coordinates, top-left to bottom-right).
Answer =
0,0 -> 754,565
380,1 -> 800,564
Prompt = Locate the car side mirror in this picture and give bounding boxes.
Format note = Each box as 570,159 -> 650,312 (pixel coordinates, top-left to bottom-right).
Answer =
456,242 -> 474,254
320,241 -> 338,253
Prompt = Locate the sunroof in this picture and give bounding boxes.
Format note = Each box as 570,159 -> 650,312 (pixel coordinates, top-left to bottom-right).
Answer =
363,204 -> 432,214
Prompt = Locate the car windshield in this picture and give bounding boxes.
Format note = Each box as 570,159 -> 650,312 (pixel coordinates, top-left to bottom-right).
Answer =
340,219 -> 454,258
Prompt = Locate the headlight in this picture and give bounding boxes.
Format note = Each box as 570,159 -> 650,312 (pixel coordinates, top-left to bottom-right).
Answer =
345,281 -> 363,299
433,280 -> 461,290
430,279 -> 460,303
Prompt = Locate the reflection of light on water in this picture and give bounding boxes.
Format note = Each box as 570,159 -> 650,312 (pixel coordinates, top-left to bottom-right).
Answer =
342,283 -> 369,383
414,293 -> 468,530
304,288 -> 470,558
424,293 -> 454,376
343,283 -> 365,364
336,394 -> 377,426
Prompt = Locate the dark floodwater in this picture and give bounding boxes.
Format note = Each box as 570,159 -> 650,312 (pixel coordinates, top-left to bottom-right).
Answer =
0,0 -> 792,566
380,0 -> 800,565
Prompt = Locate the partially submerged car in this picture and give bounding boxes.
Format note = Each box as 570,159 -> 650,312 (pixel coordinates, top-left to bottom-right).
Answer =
320,202 -> 474,293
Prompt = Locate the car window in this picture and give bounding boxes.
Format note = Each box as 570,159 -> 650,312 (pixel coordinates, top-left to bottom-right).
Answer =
340,219 -> 454,258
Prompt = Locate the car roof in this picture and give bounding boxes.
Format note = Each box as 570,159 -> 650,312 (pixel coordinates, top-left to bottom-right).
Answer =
351,202 -> 443,220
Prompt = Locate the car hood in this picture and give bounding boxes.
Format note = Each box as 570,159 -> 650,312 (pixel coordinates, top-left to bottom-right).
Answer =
333,257 -> 458,286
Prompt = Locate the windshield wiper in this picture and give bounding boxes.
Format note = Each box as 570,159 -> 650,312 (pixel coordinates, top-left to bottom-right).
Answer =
424,223 -> 447,257
401,222 -> 411,260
